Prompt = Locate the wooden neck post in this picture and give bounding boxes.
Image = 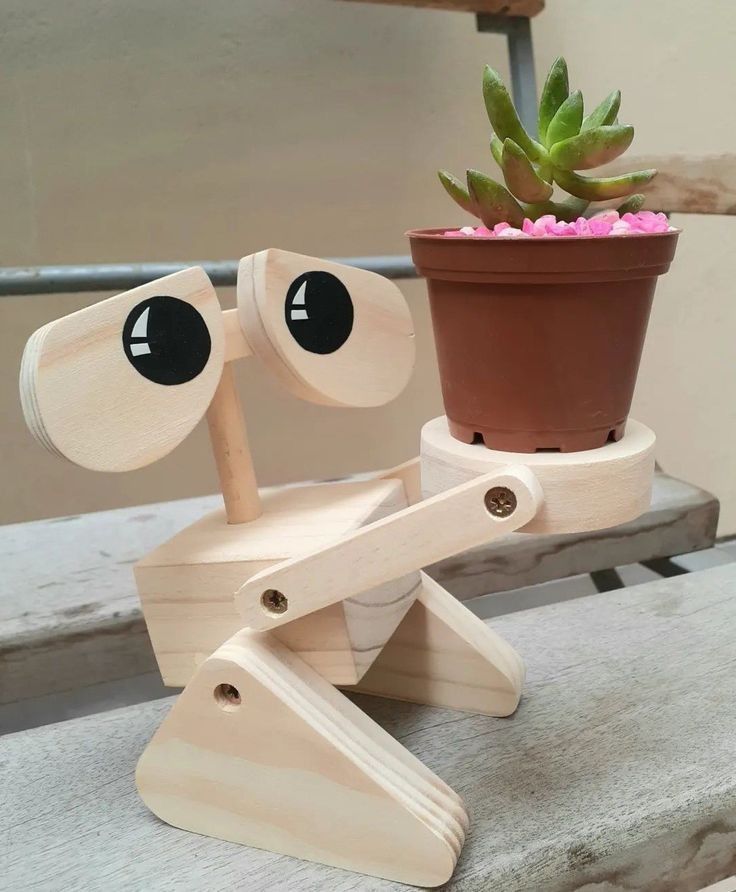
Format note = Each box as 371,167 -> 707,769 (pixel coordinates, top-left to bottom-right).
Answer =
206,360 -> 262,525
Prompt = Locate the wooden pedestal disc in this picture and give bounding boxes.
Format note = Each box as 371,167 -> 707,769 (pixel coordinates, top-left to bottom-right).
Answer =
420,417 -> 656,535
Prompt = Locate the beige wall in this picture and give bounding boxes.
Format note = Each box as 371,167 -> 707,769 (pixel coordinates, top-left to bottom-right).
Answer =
2,0 -> 735,532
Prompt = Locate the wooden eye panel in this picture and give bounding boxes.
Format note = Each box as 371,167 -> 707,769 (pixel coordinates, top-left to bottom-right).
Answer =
238,250 -> 415,407
20,267 -> 224,472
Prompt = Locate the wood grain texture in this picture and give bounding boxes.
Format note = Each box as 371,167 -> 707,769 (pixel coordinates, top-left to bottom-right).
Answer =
205,363 -> 262,524
19,267 -> 225,471
136,479 -> 419,686
222,307 -> 252,362
136,628 -> 466,887
421,416 -> 656,535
350,571 -> 524,715
0,472 -> 717,705
5,565 -> 736,890
238,250 -> 415,408
338,0 -> 545,15
608,154 -> 736,216
430,470 -> 719,601
236,465 -> 543,631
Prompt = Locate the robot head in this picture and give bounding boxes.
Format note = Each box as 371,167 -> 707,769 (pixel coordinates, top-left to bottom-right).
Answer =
20,251 -> 415,472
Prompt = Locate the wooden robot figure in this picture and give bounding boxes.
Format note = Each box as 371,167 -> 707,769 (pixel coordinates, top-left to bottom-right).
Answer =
20,250 -> 656,886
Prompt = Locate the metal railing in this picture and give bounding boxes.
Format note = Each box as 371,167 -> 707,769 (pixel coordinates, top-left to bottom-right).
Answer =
0,255 -> 418,296
0,16 -> 536,298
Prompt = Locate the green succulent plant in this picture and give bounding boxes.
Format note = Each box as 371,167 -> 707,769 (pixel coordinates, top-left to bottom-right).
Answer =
439,57 -> 657,227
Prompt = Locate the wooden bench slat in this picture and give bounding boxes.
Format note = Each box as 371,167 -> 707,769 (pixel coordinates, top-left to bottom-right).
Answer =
337,0 -> 545,16
4,564 -> 736,891
610,154 -> 736,216
0,472 -> 717,705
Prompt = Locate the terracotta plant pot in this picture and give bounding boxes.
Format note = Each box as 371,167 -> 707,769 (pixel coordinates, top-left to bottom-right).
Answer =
407,228 -> 679,453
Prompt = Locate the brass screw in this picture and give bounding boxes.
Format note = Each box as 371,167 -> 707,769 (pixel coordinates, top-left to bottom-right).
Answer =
484,486 -> 517,518
261,588 -> 288,615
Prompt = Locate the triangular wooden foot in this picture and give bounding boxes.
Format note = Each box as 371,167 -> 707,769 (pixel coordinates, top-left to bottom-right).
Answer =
136,629 -> 468,887
351,572 -> 525,716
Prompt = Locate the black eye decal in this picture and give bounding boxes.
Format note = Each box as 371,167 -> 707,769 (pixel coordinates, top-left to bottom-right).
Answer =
122,296 -> 211,385
285,271 -> 354,355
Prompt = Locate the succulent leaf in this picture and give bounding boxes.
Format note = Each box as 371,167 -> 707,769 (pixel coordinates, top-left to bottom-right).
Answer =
467,169 -> 525,228
538,56 -> 569,146
581,90 -> 621,132
524,195 -> 590,222
490,135 -> 504,166
501,139 -> 554,202
438,170 -> 478,216
482,65 -> 542,161
546,90 -> 584,148
616,193 -> 646,214
552,167 -> 657,201
550,124 -> 635,171
439,62 -> 654,223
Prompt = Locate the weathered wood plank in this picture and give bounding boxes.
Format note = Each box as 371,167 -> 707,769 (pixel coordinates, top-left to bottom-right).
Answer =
3,565 -> 736,891
429,471 -> 719,600
0,472 -> 717,705
338,0 -> 545,16
609,154 -> 736,216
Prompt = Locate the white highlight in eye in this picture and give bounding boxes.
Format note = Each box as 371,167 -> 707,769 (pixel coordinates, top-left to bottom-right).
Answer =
130,342 -> 152,356
292,281 -> 307,305
131,306 -> 150,338
290,309 -> 309,320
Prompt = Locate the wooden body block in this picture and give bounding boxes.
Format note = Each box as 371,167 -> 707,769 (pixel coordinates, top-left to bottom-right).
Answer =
135,479 -> 418,686
421,416 -> 656,535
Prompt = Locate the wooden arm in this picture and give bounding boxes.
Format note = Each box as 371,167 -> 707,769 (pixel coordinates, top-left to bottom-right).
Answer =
235,465 -> 543,631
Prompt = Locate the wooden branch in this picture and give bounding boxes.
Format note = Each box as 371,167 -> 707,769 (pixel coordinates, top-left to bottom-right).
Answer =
608,154 -> 736,216
337,0 -> 545,15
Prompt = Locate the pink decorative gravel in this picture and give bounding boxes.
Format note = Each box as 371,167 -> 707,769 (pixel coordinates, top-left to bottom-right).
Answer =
444,210 -> 674,239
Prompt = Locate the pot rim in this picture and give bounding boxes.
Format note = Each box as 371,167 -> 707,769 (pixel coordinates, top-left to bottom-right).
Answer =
406,226 -> 682,242
406,226 -> 680,282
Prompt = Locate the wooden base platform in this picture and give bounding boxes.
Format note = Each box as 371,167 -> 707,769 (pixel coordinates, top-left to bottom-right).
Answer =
421,416 -> 656,534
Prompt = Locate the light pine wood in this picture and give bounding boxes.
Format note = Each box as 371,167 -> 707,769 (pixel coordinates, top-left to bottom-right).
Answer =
222,307 -> 252,361
135,479 -> 419,686
6,565 -> 736,891
237,249 -> 415,407
338,0 -> 545,15
205,363 -> 262,524
608,153 -> 736,216
19,267 -> 225,472
421,416 -> 656,535
236,465 -> 543,631
0,471 -> 717,706
135,628 -> 466,887
350,571 -> 524,715
378,456 -> 423,505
